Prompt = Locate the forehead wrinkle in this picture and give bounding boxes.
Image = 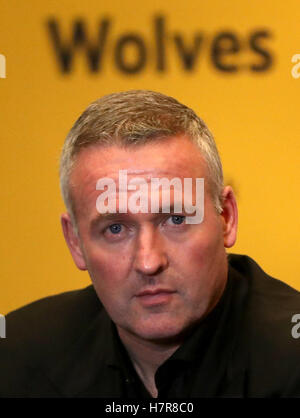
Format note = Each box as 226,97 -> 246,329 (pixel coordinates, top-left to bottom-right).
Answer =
72,141 -> 208,185
69,138 -> 210,220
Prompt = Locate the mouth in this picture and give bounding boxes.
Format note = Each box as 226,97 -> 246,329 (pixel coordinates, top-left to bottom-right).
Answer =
135,288 -> 176,307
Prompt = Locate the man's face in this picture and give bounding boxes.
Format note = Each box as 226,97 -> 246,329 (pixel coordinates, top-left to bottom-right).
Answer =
62,135 -> 237,343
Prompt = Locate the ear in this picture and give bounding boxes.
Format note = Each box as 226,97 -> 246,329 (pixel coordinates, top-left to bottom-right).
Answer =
220,186 -> 238,248
61,213 -> 87,270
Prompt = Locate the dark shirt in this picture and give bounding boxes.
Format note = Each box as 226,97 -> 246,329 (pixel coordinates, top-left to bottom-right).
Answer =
108,271 -> 237,398
1,254 -> 300,397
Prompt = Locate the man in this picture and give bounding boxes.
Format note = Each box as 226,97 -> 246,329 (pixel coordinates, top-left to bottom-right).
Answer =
1,90 -> 300,397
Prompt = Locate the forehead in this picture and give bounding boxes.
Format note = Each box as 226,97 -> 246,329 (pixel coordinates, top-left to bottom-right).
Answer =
71,135 -> 207,180
69,135 -> 209,215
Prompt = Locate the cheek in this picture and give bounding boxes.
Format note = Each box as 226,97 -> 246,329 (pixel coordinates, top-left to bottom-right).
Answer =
181,228 -> 223,264
89,253 -> 121,278
87,256 -> 128,316
173,223 -> 226,292
86,248 -> 133,292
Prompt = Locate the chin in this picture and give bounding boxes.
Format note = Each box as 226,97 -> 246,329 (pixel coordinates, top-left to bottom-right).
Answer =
132,320 -> 189,343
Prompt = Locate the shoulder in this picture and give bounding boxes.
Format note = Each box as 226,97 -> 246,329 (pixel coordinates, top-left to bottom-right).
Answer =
228,254 -> 300,396
4,285 -> 102,347
228,253 -> 300,317
0,285 -> 103,396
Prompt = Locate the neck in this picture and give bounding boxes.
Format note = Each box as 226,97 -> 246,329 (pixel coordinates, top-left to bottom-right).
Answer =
117,328 -> 181,397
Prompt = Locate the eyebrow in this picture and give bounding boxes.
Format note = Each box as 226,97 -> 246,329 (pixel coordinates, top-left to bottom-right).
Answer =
90,212 -> 121,229
90,205 -> 189,229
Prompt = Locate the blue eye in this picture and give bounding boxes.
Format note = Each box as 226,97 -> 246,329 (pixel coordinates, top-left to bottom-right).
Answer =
170,215 -> 185,225
108,224 -> 122,234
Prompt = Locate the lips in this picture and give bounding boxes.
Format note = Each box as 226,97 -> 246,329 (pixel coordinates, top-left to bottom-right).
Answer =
136,288 -> 176,306
137,287 -> 175,296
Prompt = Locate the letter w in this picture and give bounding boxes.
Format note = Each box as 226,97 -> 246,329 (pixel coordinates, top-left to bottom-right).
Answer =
46,19 -> 111,73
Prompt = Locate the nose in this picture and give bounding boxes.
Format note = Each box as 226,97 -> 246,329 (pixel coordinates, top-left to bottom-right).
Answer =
133,224 -> 168,276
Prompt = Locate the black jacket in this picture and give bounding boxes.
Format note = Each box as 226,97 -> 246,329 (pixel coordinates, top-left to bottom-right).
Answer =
1,254 -> 300,397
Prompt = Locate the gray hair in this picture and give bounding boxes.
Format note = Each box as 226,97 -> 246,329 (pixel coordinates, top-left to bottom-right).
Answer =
60,90 -> 224,222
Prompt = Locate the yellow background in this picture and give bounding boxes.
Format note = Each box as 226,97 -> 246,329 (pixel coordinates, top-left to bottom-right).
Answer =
0,0 -> 300,314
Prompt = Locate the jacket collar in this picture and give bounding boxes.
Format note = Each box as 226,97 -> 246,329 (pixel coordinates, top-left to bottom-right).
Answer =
42,259 -> 250,397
